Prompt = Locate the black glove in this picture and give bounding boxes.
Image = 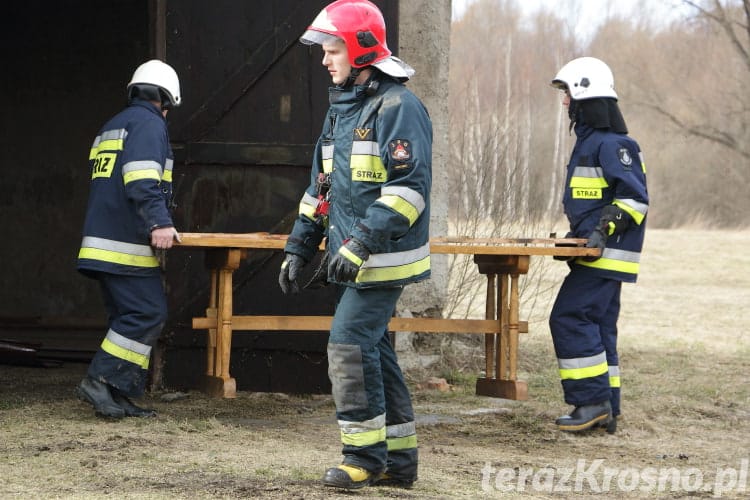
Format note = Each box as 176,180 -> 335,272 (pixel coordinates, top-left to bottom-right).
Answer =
583,205 -> 632,262
583,227 -> 608,261
279,253 -> 305,294
329,237 -> 370,283
599,204 -> 632,237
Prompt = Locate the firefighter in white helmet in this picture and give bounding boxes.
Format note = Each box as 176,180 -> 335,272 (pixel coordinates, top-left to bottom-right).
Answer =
76,60 -> 182,419
279,0 -> 431,490
549,57 -> 649,434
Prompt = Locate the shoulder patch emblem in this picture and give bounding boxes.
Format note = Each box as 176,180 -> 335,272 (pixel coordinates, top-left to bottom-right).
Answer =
618,147 -> 633,168
389,139 -> 411,161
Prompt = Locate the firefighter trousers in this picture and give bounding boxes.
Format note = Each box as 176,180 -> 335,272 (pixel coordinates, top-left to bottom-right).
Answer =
87,272 -> 167,397
327,285 -> 418,480
549,267 -> 622,416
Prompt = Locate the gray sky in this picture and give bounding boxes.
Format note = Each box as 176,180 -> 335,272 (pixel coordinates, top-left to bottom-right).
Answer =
452,0 -> 696,43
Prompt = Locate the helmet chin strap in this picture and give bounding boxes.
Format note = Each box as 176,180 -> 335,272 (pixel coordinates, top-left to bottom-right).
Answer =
338,66 -> 362,90
568,99 -> 581,133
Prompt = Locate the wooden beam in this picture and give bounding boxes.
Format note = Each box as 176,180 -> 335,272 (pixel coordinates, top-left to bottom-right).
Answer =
176,232 -> 601,258
193,315 -> 528,334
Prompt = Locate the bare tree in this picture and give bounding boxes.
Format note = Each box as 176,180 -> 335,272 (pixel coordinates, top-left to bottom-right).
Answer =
446,0 -> 577,321
592,0 -> 750,225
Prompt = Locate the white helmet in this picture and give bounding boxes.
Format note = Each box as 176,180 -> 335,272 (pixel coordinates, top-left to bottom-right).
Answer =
551,57 -> 617,100
127,59 -> 182,108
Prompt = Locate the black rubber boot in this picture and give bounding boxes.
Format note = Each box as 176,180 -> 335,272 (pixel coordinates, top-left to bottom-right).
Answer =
375,471 -> 416,489
555,400 -> 612,432
322,464 -> 375,489
598,415 -> 617,434
76,377 -> 125,419
111,390 -> 157,418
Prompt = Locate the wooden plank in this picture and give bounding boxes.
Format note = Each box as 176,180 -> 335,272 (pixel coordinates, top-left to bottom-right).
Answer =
193,315 -> 527,334
388,318 -> 502,334
178,232 -> 286,249
431,236 -> 587,245
176,232 -> 601,257
429,243 -> 599,256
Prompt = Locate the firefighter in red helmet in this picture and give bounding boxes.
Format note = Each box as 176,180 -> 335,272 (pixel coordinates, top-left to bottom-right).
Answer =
280,0 -> 431,490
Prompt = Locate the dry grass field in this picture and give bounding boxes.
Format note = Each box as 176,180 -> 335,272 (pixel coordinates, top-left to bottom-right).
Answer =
1,228 -> 748,499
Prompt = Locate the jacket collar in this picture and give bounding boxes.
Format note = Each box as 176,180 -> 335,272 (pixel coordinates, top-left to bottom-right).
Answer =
129,98 -> 165,120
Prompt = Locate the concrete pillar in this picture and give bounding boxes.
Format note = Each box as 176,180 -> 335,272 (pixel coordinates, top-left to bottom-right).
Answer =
396,0 -> 451,315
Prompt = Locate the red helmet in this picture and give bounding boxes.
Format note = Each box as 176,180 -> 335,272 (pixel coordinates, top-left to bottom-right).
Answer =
301,0 -> 391,68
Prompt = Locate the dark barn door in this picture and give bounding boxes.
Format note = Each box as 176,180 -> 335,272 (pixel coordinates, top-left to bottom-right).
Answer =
160,0 -> 398,393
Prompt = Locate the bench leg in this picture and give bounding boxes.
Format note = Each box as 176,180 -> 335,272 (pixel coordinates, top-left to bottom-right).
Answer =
484,274 -> 495,378
206,270 -> 218,377
475,262 -> 529,401
201,249 -> 241,398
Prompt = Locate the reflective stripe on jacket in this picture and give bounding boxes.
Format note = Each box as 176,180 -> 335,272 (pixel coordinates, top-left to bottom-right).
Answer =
77,99 -> 174,277
286,73 -> 433,288
563,123 -> 649,282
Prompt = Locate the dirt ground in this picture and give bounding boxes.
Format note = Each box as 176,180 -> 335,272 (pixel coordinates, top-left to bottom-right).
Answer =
1,228 -> 749,499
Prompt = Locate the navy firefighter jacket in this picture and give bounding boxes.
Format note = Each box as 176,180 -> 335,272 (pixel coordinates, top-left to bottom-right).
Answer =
77,99 -> 174,277
285,72 -> 433,288
564,122 -> 649,283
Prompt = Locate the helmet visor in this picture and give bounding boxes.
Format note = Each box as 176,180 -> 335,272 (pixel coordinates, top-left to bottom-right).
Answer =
300,29 -> 342,46
551,79 -> 568,91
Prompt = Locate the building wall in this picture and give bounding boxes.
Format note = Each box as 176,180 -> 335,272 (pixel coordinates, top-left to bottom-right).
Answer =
0,0 -> 454,391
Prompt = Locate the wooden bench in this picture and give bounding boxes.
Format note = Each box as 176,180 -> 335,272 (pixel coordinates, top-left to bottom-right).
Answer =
176,233 -> 598,399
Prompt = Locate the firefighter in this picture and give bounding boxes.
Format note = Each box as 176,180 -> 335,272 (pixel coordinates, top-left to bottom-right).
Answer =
278,0 -> 431,489
76,60 -> 182,419
549,57 -> 649,433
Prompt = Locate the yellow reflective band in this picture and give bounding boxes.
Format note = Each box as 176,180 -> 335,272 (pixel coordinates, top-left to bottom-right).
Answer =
322,158 -> 333,173
570,176 -> 608,189
559,360 -> 608,380
577,256 -> 639,274
386,435 -> 417,451
340,427 -> 386,447
101,338 -> 150,369
357,255 -> 430,283
613,200 -> 645,225
298,203 -> 316,220
89,139 -> 124,159
350,155 -> 387,183
298,192 -> 319,220
162,169 -> 173,183
340,246 -> 364,266
78,247 -> 159,268
378,195 -> 419,226
300,206 -> 316,220
610,375 -> 621,388
123,169 -> 161,185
